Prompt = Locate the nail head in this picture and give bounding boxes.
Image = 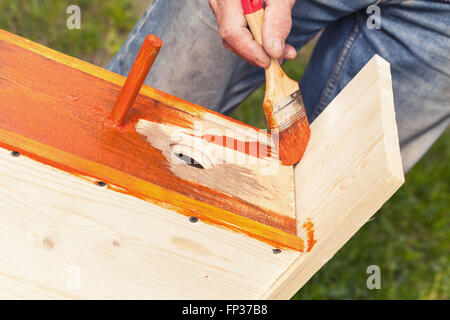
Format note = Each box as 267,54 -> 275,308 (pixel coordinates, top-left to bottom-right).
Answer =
189,216 -> 199,223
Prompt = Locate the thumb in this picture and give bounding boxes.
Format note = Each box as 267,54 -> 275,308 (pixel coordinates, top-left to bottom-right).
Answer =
262,0 -> 295,59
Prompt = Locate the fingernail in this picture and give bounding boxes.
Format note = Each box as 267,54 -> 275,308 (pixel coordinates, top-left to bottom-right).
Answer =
271,39 -> 285,57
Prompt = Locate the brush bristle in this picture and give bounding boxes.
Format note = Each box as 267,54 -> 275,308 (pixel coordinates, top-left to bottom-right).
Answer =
275,117 -> 311,166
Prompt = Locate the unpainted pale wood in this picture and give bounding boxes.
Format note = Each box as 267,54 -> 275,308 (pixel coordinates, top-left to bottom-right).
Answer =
0,147 -> 300,299
262,55 -> 404,299
0,27 -> 404,299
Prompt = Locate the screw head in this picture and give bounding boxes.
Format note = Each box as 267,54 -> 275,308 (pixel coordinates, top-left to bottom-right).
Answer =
272,248 -> 282,254
97,181 -> 106,187
189,216 -> 199,223
11,151 -> 20,157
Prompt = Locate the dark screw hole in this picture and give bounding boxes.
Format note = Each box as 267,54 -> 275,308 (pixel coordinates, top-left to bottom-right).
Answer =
189,216 -> 199,223
11,151 -> 20,157
175,153 -> 204,169
272,249 -> 282,254
97,181 -> 106,187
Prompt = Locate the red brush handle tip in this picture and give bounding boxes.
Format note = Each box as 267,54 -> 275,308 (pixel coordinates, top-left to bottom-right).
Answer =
241,0 -> 263,14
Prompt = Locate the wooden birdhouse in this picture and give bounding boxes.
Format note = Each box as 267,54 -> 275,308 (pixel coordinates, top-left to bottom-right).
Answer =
0,30 -> 404,299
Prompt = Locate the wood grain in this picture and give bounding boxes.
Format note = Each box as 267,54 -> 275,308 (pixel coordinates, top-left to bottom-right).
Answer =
0,31 -> 404,299
0,128 -> 303,251
0,50 -> 404,299
262,55 -> 404,299
0,147 -> 301,299
0,29 -> 298,242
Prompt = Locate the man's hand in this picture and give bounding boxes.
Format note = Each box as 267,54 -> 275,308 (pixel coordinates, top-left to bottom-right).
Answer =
209,0 -> 297,68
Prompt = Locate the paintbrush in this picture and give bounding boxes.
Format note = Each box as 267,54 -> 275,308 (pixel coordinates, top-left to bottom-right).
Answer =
242,0 -> 310,166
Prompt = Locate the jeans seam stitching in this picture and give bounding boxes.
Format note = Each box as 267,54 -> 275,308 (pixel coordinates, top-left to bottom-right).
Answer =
312,14 -> 363,118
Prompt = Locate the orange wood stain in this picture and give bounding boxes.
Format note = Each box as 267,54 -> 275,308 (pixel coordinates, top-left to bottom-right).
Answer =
0,30 -> 304,247
0,128 -> 304,251
263,95 -> 311,166
0,38 -> 294,233
302,218 -> 317,252
276,117 -> 311,166
0,30 -> 261,135
190,134 -> 273,158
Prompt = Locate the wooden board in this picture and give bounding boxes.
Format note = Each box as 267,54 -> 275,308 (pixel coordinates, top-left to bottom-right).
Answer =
0,29 -> 302,250
0,147 -> 300,299
262,55 -> 404,299
0,28 -> 404,299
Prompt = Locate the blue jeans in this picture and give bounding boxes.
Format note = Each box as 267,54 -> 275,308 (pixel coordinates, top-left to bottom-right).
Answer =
108,0 -> 450,172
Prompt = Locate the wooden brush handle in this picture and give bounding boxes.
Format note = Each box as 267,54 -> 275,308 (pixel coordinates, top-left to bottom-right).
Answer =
242,0 -> 299,129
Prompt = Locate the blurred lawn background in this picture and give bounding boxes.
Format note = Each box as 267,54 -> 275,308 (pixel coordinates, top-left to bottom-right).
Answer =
0,0 -> 447,299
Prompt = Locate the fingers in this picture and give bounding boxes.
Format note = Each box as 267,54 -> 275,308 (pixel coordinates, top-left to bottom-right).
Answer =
210,0 -> 270,68
209,0 -> 296,67
262,0 -> 295,59
283,44 -> 297,60
277,45 -> 298,65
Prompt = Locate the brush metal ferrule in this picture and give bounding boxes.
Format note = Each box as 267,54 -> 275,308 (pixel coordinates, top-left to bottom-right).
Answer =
272,90 -> 306,132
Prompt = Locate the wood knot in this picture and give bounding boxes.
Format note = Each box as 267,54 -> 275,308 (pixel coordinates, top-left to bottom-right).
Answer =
112,240 -> 120,247
43,237 -> 55,250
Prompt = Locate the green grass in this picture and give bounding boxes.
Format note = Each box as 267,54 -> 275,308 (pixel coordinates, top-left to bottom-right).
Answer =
0,0 -> 139,66
293,130 -> 449,299
1,0 -> 448,299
